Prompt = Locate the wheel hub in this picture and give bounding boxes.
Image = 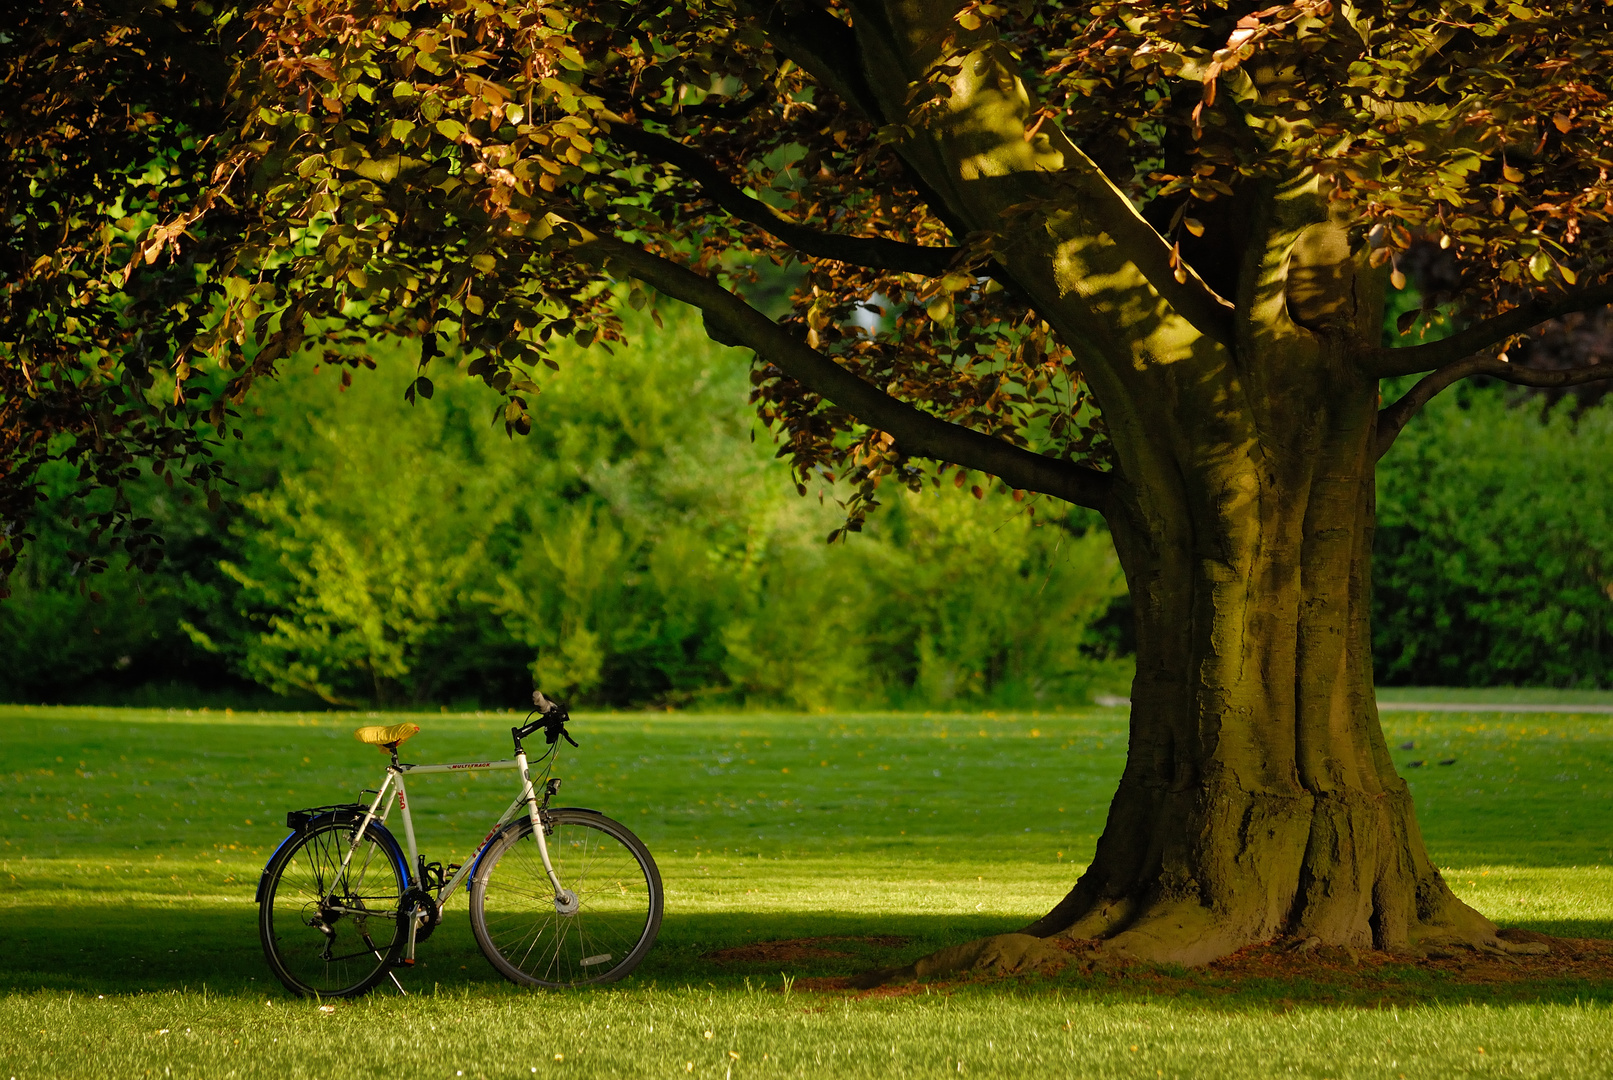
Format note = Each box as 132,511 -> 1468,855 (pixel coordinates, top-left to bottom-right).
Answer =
553,888 -> 579,916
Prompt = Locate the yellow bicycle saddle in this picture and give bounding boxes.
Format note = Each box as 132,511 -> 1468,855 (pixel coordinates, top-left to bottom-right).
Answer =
354,722 -> 420,750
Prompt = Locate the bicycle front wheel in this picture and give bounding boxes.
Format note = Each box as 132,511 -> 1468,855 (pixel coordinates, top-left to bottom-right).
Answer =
259,820 -> 407,997
469,810 -> 662,987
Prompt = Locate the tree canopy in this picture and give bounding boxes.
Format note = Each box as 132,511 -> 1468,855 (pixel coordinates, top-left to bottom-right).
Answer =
8,0 -> 1610,590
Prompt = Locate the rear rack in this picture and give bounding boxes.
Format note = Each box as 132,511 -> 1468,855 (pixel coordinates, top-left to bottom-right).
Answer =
285,803 -> 370,831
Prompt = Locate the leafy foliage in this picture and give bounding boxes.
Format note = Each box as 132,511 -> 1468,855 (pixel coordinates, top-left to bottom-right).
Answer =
1023,1 -> 1611,298
0,4 -> 241,587
1375,384 -> 1613,688
2,307 -> 1127,708
11,0 -> 1608,586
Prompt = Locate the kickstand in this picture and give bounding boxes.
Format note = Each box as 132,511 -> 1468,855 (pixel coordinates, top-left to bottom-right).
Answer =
362,930 -> 410,996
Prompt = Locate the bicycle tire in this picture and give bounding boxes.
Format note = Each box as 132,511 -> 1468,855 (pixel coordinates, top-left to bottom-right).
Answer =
469,809 -> 662,988
259,818 -> 407,997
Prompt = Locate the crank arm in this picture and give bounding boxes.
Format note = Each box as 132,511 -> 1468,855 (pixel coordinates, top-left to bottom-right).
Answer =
404,902 -> 421,964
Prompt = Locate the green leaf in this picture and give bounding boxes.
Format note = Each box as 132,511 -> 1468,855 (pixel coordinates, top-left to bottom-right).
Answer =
355,155 -> 411,183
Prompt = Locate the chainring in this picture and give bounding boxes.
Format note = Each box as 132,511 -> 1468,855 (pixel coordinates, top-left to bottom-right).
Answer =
401,887 -> 442,944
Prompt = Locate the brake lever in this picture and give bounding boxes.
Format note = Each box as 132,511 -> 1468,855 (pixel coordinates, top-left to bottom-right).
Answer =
543,716 -> 579,747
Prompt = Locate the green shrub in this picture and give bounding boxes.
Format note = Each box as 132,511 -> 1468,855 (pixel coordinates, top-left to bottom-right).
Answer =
1374,384 -> 1613,687
79,303 -> 1129,709
0,456 -> 276,707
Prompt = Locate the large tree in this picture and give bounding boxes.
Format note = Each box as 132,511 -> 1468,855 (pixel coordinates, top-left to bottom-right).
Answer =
5,0 -> 1613,964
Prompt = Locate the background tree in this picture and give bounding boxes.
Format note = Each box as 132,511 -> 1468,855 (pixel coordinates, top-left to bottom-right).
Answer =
5,0 -> 1613,964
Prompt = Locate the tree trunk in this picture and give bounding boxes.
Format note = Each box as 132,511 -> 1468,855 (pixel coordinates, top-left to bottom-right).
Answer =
1018,348 -> 1496,964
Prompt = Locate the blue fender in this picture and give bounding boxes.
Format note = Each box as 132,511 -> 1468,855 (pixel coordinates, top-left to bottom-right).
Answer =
256,807 -> 409,904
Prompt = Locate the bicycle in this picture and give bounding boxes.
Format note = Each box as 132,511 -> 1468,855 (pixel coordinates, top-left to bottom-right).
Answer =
255,692 -> 662,997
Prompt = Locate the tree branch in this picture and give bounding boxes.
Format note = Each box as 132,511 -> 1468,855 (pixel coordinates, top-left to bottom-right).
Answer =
737,7 -> 1237,348
578,237 -> 1115,511
746,1 -> 886,123
1051,146 -> 1240,348
666,89 -> 769,121
1374,352 -> 1613,460
1362,283 -> 1613,378
608,124 -> 960,276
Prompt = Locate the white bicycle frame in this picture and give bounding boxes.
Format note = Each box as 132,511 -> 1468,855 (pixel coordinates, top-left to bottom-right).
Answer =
331,744 -> 570,963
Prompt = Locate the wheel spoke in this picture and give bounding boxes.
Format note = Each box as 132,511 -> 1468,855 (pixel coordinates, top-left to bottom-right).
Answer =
472,814 -> 659,988
262,822 -> 403,997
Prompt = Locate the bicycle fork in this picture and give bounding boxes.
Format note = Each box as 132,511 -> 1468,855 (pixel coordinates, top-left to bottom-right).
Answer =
517,748 -> 573,911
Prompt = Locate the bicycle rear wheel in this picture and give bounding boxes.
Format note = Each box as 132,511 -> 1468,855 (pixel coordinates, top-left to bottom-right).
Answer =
259,819 -> 407,997
469,810 -> 662,987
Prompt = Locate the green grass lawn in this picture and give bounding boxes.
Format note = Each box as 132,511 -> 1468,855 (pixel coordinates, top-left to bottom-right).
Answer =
4,703 -> 1613,1078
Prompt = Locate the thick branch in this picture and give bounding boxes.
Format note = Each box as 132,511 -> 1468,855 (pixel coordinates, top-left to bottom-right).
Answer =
609,125 -> 960,276
1050,148 -> 1238,349
1375,353 -> 1613,460
746,6 -> 1235,348
580,237 -> 1114,511
746,2 -> 885,123
1362,284 -> 1613,378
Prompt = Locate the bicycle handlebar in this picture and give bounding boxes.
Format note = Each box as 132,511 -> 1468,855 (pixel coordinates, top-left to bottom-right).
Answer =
513,690 -> 577,749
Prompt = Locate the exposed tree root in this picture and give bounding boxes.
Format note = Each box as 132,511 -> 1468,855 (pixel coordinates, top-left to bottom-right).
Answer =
829,929 -> 1599,996
852,923 -> 1563,989
852,873 -> 1539,986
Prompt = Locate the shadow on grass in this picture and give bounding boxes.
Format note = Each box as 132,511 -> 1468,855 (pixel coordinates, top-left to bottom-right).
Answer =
8,903 -> 1613,1010
0,904 -> 1014,996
